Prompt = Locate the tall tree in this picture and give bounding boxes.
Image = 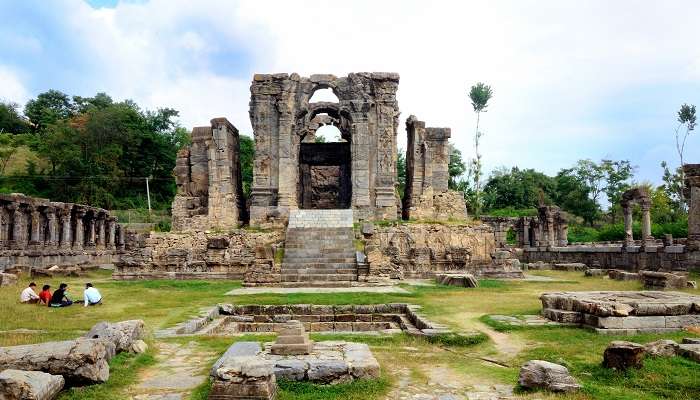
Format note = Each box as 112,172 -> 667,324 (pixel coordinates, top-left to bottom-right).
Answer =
24,90 -> 75,131
0,102 -> 30,134
448,144 -> 466,190
468,82 -> 493,216
675,103 -> 696,205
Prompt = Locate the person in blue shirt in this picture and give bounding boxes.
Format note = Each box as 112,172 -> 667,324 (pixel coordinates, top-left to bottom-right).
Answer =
83,282 -> 103,307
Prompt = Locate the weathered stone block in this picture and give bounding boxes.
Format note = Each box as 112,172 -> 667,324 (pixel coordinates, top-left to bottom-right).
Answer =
0,369 -> 64,400
603,341 -> 645,370
518,360 -> 580,393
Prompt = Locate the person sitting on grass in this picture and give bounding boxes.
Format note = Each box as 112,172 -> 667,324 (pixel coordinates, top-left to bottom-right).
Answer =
83,282 -> 102,307
50,283 -> 73,307
20,282 -> 40,304
38,284 -> 52,306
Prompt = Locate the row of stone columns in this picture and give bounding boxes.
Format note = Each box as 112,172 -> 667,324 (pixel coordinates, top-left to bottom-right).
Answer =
0,197 -> 124,251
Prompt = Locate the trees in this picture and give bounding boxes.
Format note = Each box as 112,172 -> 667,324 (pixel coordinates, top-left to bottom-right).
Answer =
468,82 -> 493,215
482,167 -> 556,211
0,102 -> 30,134
448,144 -> 466,190
570,158 -> 634,221
553,169 -> 600,225
674,103 -> 696,205
24,90 -> 75,131
240,135 -> 255,197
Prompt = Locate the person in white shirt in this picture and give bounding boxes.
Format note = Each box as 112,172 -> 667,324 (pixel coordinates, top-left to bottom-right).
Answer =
20,282 -> 40,304
83,283 -> 102,307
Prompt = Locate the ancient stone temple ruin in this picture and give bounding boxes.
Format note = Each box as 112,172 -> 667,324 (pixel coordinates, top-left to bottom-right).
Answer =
249,73 -> 401,224
0,193 -> 124,271
403,115 -> 468,221
172,118 -> 245,231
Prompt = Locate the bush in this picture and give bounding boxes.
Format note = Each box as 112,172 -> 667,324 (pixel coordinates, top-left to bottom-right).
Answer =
567,225 -> 599,243
484,207 -> 537,217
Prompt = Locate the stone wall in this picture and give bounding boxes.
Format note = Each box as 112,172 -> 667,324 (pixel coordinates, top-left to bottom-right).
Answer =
249,73 -> 401,225
114,229 -> 282,280
361,223 -> 521,279
172,118 -> 245,231
0,193 -> 124,271
482,206 -> 568,248
402,115 -> 467,221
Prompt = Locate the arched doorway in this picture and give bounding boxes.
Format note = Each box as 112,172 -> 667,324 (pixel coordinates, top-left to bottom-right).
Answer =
298,93 -> 352,209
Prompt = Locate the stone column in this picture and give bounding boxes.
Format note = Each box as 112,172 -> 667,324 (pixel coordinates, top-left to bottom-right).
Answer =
28,206 -> 41,245
684,164 -> 700,251
0,205 -> 8,248
519,218 -> 530,247
351,107 -> 371,212
86,213 -> 96,247
558,222 -> 569,247
546,214 -> 556,248
96,214 -> 106,249
623,205 -> 634,248
60,208 -> 72,249
74,209 -> 85,250
107,217 -> 117,249
640,202 -> 653,247
117,225 -> 126,250
45,207 -> 58,247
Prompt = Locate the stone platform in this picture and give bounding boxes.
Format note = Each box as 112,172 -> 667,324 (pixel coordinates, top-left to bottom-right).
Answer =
541,291 -> 700,335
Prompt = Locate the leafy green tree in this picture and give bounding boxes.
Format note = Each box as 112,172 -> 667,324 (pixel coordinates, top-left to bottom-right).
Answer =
675,103 -> 696,205
660,161 -> 685,217
239,135 -> 255,197
448,144 -> 466,190
0,133 -> 31,174
482,167 -> 556,211
468,82 -> 493,215
553,169 -> 600,225
396,149 -> 406,199
0,102 -> 29,134
24,90 -> 75,131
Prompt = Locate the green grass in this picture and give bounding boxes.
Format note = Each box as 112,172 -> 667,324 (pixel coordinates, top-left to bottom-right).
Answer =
57,351 -> 156,400
3,269 -> 700,399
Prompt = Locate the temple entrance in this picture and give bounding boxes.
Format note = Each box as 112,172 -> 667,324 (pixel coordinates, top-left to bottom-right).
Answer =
298,141 -> 351,209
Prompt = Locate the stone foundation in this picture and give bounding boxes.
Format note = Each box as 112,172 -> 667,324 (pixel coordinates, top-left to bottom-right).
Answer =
541,291 -> 700,335
362,223 -> 522,280
114,230 -> 282,280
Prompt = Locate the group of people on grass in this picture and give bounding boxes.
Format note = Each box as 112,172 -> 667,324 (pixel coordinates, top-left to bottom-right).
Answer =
20,281 -> 103,307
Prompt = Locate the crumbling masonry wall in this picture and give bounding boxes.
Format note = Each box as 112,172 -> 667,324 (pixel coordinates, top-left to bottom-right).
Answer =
0,193 -> 124,271
684,164 -> 700,269
172,118 -> 245,231
249,73 -> 401,225
402,115 -> 467,221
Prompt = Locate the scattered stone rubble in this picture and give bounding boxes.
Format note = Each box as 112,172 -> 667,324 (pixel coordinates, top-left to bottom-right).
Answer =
0,369 -> 64,400
518,360 -> 581,393
603,341 -> 646,370
641,271 -> 689,289
540,291 -> 700,334
0,319 -> 146,399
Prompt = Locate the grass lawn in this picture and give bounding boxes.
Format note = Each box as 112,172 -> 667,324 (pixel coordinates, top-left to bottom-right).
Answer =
1,269 -> 699,399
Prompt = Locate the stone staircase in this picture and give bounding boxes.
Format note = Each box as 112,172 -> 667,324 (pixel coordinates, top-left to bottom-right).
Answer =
281,209 -> 357,287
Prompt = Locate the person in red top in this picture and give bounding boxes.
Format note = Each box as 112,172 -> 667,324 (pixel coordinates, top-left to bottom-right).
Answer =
38,284 -> 52,306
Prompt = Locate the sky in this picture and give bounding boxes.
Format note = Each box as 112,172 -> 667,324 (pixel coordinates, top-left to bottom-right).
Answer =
1,0 -> 699,186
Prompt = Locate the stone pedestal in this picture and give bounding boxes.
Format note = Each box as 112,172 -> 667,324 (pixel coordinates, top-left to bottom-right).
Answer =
270,320 -> 313,356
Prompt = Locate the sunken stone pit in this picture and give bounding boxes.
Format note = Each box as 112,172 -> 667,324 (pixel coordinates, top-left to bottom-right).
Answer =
541,291 -> 700,335
159,303 -> 450,338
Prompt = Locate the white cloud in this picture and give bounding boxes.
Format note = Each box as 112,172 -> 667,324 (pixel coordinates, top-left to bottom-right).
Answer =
13,0 -> 700,183
0,66 -> 30,105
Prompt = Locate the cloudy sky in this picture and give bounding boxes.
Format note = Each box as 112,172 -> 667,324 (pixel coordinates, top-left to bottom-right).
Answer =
1,0 -> 699,184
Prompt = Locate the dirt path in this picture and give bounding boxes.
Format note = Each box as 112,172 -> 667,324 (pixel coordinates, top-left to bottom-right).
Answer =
474,321 -> 525,361
128,341 -> 213,400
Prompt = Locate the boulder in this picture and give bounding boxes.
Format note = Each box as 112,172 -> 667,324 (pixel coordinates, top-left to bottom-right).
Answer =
584,269 -> 606,277
0,369 -> 64,400
0,272 -> 18,286
129,340 -> 148,354
678,344 -> 700,362
84,320 -> 145,354
644,339 -> 679,357
518,360 -> 581,393
0,338 -> 110,384
603,341 -> 645,370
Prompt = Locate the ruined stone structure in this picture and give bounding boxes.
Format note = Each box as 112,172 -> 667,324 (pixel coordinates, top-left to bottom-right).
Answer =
248,73 -> 401,225
482,206 -> 568,248
403,115 -> 467,221
621,187 -> 653,248
0,193 -> 124,271
172,118 -> 245,231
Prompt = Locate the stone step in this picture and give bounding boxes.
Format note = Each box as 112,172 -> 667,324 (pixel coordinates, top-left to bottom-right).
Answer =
280,281 -> 353,288
282,257 -> 356,264
282,263 -> 356,270
281,268 -> 358,275
283,249 -> 356,257
281,274 -> 357,282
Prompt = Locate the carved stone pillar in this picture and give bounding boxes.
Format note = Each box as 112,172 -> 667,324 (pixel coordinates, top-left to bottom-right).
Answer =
28,206 -> 41,245
623,205 -> 634,248
640,202 -> 653,248
546,215 -> 556,248
0,205 -> 8,248
74,209 -> 85,250
558,223 -> 569,247
45,207 -> 58,247
117,225 -> 126,250
86,214 -> 96,247
96,214 -> 106,249
107,217 -> 117,249
60,209 -> 72,249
